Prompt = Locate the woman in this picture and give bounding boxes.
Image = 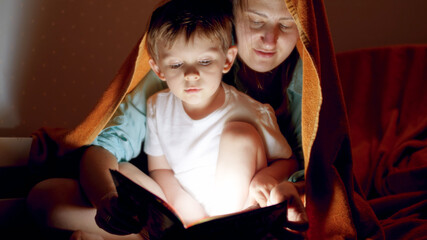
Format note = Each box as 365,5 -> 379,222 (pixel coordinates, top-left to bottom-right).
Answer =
28,0 -> 379,239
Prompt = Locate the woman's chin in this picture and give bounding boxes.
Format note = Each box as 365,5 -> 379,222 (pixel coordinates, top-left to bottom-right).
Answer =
247,61 -> 280,73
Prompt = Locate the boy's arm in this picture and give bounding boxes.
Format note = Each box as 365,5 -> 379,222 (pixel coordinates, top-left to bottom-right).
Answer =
148,155 -> 208,225
250,104 -> 299,207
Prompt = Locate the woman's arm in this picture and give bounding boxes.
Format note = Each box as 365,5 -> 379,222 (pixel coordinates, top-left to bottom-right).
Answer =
80,145 -> 119,208
80,146 -> 144,234
92,70 -> 167,162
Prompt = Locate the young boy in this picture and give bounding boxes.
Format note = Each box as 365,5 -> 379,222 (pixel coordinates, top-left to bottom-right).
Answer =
142,0 -> 295,225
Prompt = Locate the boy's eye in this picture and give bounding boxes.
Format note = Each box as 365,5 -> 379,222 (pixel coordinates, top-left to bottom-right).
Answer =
199,60 -> 212,66
170,63 -> 183,69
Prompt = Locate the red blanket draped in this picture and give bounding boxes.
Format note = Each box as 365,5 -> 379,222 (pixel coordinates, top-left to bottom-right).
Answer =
337,44 -> 427,239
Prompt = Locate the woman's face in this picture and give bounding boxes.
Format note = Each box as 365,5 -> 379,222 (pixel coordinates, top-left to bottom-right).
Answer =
234,0 -> 299,72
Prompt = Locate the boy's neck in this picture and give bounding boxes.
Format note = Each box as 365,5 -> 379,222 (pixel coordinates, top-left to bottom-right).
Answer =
183,84 -> 225,120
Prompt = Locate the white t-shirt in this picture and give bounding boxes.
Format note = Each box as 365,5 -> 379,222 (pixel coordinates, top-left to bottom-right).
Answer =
144,83 -> 291,214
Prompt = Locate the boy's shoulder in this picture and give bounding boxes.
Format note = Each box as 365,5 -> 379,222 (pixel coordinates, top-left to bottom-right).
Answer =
223,83 -> 275,116
224,83 -> 265,107
146,89 -> 176,113
147,88 -> 172,102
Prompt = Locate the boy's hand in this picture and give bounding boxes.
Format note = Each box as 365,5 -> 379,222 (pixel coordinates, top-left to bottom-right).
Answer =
249,174 -> 279,207
94,192 -> 144,235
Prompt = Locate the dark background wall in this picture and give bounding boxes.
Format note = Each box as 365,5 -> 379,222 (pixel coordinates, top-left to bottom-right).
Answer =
0,0 -> 426,137
325,0 -> 427,52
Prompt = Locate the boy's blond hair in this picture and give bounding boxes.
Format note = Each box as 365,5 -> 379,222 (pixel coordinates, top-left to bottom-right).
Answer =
146,0 -> 233,61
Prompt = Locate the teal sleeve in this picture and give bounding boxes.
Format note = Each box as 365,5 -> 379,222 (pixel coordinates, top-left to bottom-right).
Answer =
92,71 -> 168,162
287,58 -> 303,166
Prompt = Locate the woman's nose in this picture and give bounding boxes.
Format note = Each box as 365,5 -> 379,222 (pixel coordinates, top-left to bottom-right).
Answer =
261,25 -> 279,50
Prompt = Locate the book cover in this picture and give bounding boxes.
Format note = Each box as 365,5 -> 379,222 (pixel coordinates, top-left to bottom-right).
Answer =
110,169 -> 290,239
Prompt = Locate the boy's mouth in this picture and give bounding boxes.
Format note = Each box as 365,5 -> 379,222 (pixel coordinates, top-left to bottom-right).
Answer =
185,87 -> 201,93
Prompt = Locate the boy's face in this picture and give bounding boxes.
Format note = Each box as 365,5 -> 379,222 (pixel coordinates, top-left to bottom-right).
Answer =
149,32 -> 237,108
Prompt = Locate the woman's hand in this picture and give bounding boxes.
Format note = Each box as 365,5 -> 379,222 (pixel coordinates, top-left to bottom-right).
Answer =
269,181 -> 308,232
94,191 -> 144,235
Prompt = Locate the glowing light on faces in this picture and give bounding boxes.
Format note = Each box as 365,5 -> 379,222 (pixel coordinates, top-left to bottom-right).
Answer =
234,0 -> 299,72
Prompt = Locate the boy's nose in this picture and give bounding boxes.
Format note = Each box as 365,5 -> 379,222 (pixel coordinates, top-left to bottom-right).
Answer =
184,67 -> 200,81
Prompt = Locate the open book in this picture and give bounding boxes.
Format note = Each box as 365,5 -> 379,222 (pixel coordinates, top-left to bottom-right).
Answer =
110,169 -> 290,240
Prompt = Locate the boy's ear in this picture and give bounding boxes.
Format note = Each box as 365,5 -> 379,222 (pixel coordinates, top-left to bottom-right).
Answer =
223,45 -> 238,74
149,58 -> 166,81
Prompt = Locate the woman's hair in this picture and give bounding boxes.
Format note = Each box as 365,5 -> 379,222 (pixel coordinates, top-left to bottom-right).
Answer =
232,0 -> 247,14
146,0 -> 233,60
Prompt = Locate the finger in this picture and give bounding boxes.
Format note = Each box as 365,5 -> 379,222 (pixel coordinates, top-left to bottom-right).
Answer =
286,197 -> 308,231
268,182 -> 308,231
261,186 -> 275,206
253,189 -> 268,207
269,188 -> 287,205
285,216 -> 309,232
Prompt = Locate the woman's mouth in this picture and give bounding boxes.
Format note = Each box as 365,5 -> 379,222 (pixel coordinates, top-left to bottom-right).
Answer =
254,49 -> 276,58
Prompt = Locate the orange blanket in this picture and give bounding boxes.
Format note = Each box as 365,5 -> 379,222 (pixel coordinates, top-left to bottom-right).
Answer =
29,0 -> 385,239
337,45 -> 427,239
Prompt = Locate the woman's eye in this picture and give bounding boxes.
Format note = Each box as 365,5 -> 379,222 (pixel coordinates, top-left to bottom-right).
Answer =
199,60 -> 212,66
280,24 -> 290,31
250,20 -> 264,28
280,21 -> 295,32
170,63 -> 183,69
247,16 -> 264,28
